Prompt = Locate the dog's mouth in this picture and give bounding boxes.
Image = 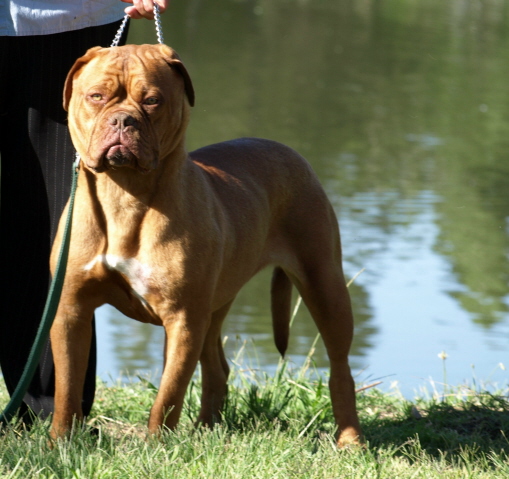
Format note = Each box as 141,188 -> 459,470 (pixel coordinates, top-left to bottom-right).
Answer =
89,143 -> 151,174
105,144 -> 137,167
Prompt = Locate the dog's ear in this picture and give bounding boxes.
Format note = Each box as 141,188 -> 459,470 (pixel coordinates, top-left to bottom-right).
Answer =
63,46 -> 103,111
158,45 -> 195,107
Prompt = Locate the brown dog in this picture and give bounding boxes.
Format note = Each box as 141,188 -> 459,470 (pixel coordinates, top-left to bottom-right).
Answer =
49,44 -> 361,446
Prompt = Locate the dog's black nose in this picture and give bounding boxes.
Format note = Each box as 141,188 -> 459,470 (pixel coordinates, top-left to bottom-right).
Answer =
110,112 -> 139,130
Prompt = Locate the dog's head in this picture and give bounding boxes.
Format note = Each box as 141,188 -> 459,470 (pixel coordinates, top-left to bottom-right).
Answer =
64,44 -> 194,174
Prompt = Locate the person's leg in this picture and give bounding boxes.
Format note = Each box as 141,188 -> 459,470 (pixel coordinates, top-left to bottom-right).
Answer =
0,20 -> 129,419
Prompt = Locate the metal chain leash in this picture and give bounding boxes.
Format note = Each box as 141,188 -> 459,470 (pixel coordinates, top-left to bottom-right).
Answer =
111,2 -> 164,47
154,3 -> 164,45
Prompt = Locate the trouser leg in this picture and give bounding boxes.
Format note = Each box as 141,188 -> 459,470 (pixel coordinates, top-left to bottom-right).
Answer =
0,19 -> 129,419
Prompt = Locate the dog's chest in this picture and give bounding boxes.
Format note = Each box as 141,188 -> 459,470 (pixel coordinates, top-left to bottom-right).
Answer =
84,254 -> 153,308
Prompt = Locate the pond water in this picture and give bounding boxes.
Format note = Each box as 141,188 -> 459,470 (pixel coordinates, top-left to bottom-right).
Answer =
96,0 -> 509,397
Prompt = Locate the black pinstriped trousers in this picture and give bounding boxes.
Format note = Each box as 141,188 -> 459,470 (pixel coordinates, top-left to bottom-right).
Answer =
0,20 -> 128,420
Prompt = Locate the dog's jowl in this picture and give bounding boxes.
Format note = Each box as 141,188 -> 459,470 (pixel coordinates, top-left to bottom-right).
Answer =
49,44 -> 362,447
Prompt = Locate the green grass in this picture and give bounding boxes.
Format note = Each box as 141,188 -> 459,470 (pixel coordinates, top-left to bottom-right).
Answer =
0,351 -> 508,479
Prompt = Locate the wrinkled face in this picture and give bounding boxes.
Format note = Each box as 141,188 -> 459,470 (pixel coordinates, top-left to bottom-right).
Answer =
65,44 -> 194,174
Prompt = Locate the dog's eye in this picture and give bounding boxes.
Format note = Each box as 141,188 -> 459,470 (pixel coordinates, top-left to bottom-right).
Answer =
143,97 -> 159,106
90,93 -> 103,102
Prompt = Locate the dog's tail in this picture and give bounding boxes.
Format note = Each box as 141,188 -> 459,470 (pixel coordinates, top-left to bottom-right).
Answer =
270,267 -> 293,357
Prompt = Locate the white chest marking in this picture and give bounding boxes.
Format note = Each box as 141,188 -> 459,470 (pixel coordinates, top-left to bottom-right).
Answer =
84,254 -> 152,301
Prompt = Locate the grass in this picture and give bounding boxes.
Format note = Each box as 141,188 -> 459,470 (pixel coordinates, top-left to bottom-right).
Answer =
1,286 -> 508,477
0,348 -> 508,479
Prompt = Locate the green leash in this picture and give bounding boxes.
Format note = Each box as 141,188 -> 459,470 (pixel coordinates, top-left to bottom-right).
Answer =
0,155 -> 80,425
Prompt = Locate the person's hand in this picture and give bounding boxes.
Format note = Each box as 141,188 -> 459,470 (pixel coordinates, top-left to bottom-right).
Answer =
121,0 -> 169,20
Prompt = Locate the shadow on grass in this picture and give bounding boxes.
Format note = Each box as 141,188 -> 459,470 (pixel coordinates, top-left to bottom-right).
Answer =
359,390 -> 509,459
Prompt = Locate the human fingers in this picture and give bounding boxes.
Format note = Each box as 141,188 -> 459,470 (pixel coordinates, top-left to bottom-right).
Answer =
121,0 -> 168,20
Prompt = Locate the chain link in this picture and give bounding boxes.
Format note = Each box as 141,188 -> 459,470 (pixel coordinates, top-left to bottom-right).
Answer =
111,3 -> 164,47
154,3 -> 164,44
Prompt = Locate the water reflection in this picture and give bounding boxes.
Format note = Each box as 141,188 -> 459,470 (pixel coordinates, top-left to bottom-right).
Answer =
96,0 -> 509,394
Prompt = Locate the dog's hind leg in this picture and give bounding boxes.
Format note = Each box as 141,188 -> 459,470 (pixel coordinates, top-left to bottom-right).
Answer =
292,261 -> 362,447
196,300 -> 233,426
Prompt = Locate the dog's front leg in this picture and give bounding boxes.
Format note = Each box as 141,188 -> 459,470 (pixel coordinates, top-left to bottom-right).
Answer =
50,303 -> 93,439
148,309 -> 209,433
